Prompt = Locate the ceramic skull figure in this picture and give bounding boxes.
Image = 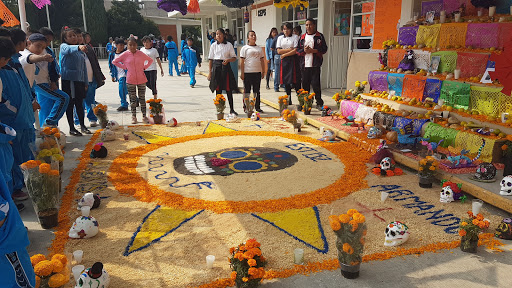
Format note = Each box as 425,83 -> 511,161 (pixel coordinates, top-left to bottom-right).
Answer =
440,181 -> 463,203
380,157 -> 395,171
322,129 -> 336,141
500,176 -> 512,196
69,216 -> 99,239
107,120 -> 120,130
495,218 -> 512,240
100,129 -> 115,142
384,221 -> 410,247
367,126 -> 382,139
77,193 -> 101,210
474,163 -> 497,181
75,262 -> 110,288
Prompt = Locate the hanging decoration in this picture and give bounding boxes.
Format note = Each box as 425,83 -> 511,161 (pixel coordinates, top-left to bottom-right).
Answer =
221,0 -> 254,9
157,0 -> 188,15
489,38 -> 512,96
31,0 -> 51,10
244,9 -> 249,23
273,0 -> 309,9
0,0 -> 20,27
187,0 -> 200,14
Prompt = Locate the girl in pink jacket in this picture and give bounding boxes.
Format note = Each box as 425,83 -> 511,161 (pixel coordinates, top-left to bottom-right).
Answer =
112,37 -> 153,123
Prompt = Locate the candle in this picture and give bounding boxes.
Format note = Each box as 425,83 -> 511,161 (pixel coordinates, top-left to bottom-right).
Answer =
440,14 -> 446,23
381,192 -> 389,202
502,113 -> 510,123
81,206 -> 90,217
477,10 -> 482,17
73,250 -> 83,264
454,69 -> 461,80
123,126 -> 129,140
72,265 -> 85,282
294,248 -> 304,265
489,6 -> 496,17
472,199 -> 483,215
440,10 -> 446,16
454,13 -> 461,22
206,255 -> 215,269
320,127 -> 325,135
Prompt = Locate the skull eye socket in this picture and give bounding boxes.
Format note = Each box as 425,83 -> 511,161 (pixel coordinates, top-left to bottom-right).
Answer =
508,182 -> 512,187
502,180 -> 506,185
390,231 -> 396,237
446,191 -> 451,195
385,227 -> 389,234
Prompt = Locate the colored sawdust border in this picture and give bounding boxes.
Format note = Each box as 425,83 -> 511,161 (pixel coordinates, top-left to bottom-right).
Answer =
108,130 -> 371,214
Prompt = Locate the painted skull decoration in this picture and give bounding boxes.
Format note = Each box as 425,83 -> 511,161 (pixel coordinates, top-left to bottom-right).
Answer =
321,129 -> 336,141
77,193 -> 101,210
69,216 -> 99,239
384,221 -> 410,247
474,162 -> 497,181
495,218 -> 512,240
367,126 -> 382,139
500,176 -> 512,196
107,120 -> 120,130
380,157 -> 395,171
75,262 -> 110,288
440,181 -> 463,203
174,147 -> 298,176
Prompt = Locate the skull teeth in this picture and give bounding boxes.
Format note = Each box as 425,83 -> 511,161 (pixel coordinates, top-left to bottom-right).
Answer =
184,156 -> 215,174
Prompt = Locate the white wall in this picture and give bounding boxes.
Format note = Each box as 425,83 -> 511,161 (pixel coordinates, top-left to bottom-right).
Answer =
251,4 -> 277,47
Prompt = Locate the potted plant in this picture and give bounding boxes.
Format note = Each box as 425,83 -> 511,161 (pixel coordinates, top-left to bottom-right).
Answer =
329,209 -> 367,279
147,98 -> 164,124
354,80 -> 367,97
501,136 -> 512,176
30,253 -> 70,288
93,104 -> 108,128
214,94 -> 226,120
278,95 -> 288,116
244,95 -> 255,118
332,93 -> 342,111
298,90 -> 314,115
459,211 -> 490,253
418,156 -> 439,188
20,160 -> 60,229
282,109 -> 301,132
229,238 -> 266,288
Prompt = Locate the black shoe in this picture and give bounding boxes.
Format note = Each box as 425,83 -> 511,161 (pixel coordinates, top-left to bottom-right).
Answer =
256,108 -> 264,113
69,129 -> 83,136
81,127 -> 92,134
117,106 -> 129,111
230,110 -> 239,116
16,203 -> 25,212
274,89 -> 280,92
266,84 -> 270,90
316,105 -> 323,111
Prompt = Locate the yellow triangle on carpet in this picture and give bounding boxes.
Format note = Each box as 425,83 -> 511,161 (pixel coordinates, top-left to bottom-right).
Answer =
253,207 -> 328,253
203,122 -> 236,134
124,206 -> 203,255
133,132 -> 173,144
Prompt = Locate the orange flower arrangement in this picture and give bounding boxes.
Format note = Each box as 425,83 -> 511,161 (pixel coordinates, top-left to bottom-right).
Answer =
331,93 -> 342,109
459,211 -> 490,252
298,90 -> 314,113
281,109 -> 298,125
93,103 -> 108,127
229,239 -> 266,287
146,98 -> 163,116
330,209 -> 367,271
214,94 -> 226,114
418,156 -> 438,177
30,253 -> 69,287
278,95 -> 288,114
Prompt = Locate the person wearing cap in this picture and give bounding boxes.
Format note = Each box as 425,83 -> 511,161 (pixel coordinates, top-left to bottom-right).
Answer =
20,33 -> 70,128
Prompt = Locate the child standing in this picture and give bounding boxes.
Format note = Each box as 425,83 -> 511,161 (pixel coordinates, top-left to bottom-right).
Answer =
165,36 -> 180,76
182,37 -> 202,88
179,33 -> 188,75
20,33 -> 69,128
112,37 -> 153,124
240,31 -> 265,113
276,22 -> 300,105
59,27 -> 89,136
109,37 -> 128,111
140,36 -> 164,99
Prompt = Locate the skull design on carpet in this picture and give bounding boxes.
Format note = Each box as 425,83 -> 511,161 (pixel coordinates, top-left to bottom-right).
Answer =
173,147 -> 298,176
384,221 -> 410,247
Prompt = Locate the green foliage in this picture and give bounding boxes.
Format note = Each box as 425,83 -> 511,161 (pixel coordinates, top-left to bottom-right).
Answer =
106,0 -> 160,42
181,25 -> 202,53
84,0 -> 108,44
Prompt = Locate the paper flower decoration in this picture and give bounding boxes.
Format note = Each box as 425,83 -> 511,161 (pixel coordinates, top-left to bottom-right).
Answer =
0,0 -> 20,27
31,0 -> 51,9
489,38 -> 512,96
157,0 -> 187,15
273,0 -> 309,9
187,0 -> 200,14
221,0 -> 254,8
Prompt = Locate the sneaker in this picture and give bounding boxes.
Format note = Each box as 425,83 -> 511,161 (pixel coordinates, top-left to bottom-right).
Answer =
190,85 -> 194,88
16,203 -> 25,212
81,127 -> 92,134
256,108 -> 264,113
12,190 -> 29,201
90,121 -> 98,127
143,116 -> 149,124
230,110 -> 239,116
132,116 -> 138,124
117,106 -> 128,111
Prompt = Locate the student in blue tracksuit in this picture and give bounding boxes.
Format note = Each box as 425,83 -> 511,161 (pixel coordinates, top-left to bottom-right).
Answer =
0,122 -> 35,288
165,36 -> 180,76
109,38 -> 128,111
5,29 -> 37,205
179,34 -> 188,75
182,37 -> 202,88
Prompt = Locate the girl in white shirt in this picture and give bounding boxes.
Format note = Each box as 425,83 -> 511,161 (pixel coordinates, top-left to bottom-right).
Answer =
277,22 -> 300,105
141,36 -> 164,99
240,30 -> 265,113
208,28 -> 238,115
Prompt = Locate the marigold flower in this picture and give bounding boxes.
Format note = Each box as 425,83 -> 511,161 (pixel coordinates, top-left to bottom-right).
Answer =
461,222 -> 468,226
229,247 -> 236,254
248,259 -> 257,267
349,220 -> 359,232
329,215 -> 341,231
230,271 -> 237,280
51,259 -> 64,273
34,260 -> 53,276
30,254 -> 46,266
243,250 -> 255,259
459,229 -> 467,237
249,248 -> 262,257
353,213 -> 366,224
419,167 -> 423,171
472,219 -> 479,225
338,214 -> 350,224
347,209 -> 358,216
242,277 -> 249,282
502,144 -> 509,151
476,214 -> 484,221
39,163 -> 51,174
429,166 -> 436,171
248,267 -> 258,276
362,81 -> 368,85
342,243 -> 354,254
234,253 -> 244,261
467,211 -> 474,218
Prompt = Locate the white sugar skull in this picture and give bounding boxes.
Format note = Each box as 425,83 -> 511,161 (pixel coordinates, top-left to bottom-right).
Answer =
69,216 -> 99,239
384,221 -> 410,247
107,120 -> 120,130
75,262 -> 110,288
440,186 -> 455,203
77,193 -> 100,210
322,129 -> 336,141
500,175 -> 512,196
100,129 -> 115,142
380,157 -> 394,171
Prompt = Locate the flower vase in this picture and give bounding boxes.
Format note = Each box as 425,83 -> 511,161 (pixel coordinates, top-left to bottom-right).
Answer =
460,235 -> 478,253
304,106 -> 311,115
23,167 -> 60,229
99,119 -> 108,129
153,114 -> 163,124
339,262 -> 360,279
418,175 -> 433,188
217,113 -> 224,120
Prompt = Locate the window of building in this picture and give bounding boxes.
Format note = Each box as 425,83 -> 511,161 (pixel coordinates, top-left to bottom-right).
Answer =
333,1 -> 351,36
349,0 -> 375,51
281,0 -> 318,33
